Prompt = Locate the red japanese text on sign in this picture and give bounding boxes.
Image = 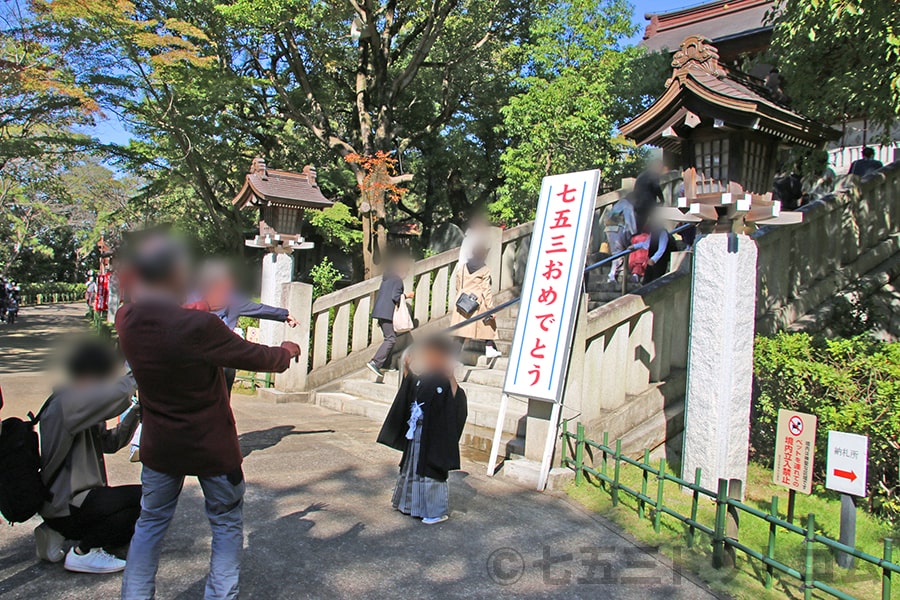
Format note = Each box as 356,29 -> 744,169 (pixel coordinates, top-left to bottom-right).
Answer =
504,170 -> 600,402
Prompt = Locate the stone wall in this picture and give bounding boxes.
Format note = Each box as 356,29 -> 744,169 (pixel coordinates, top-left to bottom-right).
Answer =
567,264 -> 691,456
576,162 -> 900,458
755,162 -> 900,334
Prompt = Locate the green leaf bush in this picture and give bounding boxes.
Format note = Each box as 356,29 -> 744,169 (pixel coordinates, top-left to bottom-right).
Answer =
753,332 -> 900,521
309,258 -> 342,300
20,282 -> 86,296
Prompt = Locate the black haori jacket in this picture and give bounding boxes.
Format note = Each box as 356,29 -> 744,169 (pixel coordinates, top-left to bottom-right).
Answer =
377,372 -> 468,482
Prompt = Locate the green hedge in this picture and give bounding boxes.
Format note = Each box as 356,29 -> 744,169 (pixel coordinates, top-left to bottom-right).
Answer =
753,332 -> 900,521
20,282 -> 86,296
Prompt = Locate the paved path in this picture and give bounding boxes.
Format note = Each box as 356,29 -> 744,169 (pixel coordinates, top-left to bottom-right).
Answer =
0,304 -> 719,599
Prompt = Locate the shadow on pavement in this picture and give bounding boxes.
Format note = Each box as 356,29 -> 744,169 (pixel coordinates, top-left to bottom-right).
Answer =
239,426 -> 334,458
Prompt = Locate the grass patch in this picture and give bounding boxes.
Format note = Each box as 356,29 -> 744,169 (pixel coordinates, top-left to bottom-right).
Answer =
567,461 -> 899,599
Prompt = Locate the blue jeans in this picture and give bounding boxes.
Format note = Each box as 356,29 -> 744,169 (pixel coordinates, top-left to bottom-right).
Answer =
122,466 -> 245,600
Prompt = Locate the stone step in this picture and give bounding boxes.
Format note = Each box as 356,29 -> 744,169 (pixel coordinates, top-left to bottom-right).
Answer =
316,392 -> 390,422
458,365 -> 507,388
334,378 -> 526,434
459,341 -> 512,366
316,392 -> 525,459
462,427 -> 524,459
365,363 -> 509,390
476,355 -> 509,370
373,362 -> 507,388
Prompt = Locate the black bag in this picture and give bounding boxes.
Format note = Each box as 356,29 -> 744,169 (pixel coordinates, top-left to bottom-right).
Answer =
455,292 -> 480,316
0,397 -> 53,523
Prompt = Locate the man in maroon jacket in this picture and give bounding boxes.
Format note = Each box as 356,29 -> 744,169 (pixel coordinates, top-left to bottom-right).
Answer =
116,234 -> 300,600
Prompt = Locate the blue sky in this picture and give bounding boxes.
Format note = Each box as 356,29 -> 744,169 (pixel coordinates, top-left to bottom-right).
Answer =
83,0 -> 684,147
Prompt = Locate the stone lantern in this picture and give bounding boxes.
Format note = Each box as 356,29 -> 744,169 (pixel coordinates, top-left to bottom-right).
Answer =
621,35 -> 839,230
620,36 -> 840,495
233,157 -> 333,345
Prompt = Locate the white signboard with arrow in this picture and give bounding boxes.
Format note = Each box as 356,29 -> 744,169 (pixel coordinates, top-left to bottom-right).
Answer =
825,431 -> 868,497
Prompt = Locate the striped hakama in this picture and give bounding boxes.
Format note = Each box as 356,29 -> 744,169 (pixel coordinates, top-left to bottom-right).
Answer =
391,420 -> 449,519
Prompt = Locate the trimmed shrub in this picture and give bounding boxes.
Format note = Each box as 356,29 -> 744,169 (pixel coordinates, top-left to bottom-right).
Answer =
753,332 -> 900,520
20,282 -> 86,296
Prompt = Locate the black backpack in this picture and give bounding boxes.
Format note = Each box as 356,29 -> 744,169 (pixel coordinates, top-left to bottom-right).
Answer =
0,397 -> 54,523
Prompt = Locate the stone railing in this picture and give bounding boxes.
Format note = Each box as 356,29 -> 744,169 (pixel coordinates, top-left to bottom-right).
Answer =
265,179 -> 641,400
755,161 -> 900,334
553,267 -> 691,457
557,162 -> 900,455
267,226 -> 521,398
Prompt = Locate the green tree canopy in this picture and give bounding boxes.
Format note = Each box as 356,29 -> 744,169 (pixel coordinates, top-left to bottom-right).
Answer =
769,0 -> 900,134
492,0 -> 669,224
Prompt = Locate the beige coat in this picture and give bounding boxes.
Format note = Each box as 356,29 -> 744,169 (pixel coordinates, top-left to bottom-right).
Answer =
451,264 -> 498,340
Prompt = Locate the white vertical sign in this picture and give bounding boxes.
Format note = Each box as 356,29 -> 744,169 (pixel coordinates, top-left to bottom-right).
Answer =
503,169 -> 600,402
825,431 -> 868,497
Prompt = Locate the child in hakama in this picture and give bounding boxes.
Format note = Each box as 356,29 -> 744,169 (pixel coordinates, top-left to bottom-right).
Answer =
377,337 -> 468,524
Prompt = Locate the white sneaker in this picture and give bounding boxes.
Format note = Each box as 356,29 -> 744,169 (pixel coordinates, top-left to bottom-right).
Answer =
484,346 -> 502,359
422,515 -> 449,524
64,547 -> 126,574
34,523 -> 66,563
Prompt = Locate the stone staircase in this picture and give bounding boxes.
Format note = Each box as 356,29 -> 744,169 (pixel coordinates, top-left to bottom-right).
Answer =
315,304 -> 528,457
313,258 -> 642,459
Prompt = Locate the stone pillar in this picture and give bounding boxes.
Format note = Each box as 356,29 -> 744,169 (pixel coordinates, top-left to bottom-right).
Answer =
682,233 -> 758,494
275,283 -> 313,391
259,250 -> 294,346
258,282 -> 314,404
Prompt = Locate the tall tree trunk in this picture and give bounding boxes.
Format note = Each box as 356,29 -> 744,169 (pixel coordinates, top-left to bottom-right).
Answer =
360,185 -> 389,279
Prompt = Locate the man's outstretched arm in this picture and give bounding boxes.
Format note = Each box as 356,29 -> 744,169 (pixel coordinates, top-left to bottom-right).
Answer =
231,296 -> 298,326
196,314 -> 300,373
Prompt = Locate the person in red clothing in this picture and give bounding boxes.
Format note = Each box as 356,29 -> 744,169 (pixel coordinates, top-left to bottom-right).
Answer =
115,233 -> 300,600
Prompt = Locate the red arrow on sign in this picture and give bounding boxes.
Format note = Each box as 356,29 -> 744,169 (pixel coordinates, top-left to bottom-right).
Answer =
833,469 -> 857,482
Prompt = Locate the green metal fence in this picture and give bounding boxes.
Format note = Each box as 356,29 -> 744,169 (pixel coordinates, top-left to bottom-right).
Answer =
560,421 -> 898,600
234,371 -> 274,388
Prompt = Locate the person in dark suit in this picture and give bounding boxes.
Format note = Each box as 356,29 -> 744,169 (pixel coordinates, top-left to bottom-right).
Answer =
188,260 -> 299,389
367,257 -> 413,377
632,159 -> 666,232
849,147 -> 883,177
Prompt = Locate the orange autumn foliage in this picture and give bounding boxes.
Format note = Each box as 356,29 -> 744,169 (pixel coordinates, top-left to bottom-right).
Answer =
344,151 -> 408,204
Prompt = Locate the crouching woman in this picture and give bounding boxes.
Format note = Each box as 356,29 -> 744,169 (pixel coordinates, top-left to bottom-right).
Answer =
36,340 -> 141,574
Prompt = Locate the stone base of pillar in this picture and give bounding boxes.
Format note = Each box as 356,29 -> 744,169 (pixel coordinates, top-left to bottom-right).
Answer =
499,458 -> 573,491
524,399 -> 553,462
682,233 -> 758,496
256,388 -> 313,404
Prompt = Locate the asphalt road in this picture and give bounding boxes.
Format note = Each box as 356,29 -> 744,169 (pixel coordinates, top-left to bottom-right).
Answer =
0,303 -> 720,599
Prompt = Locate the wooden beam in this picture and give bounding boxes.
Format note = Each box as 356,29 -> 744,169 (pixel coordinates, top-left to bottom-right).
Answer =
656,206 -> 702,223
689,203 -> 719,221
746,201 -> 781,222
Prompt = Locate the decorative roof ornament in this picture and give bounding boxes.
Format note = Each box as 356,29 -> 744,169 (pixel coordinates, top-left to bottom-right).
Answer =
667,35 -> 727,86
621,36 -> 841,231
